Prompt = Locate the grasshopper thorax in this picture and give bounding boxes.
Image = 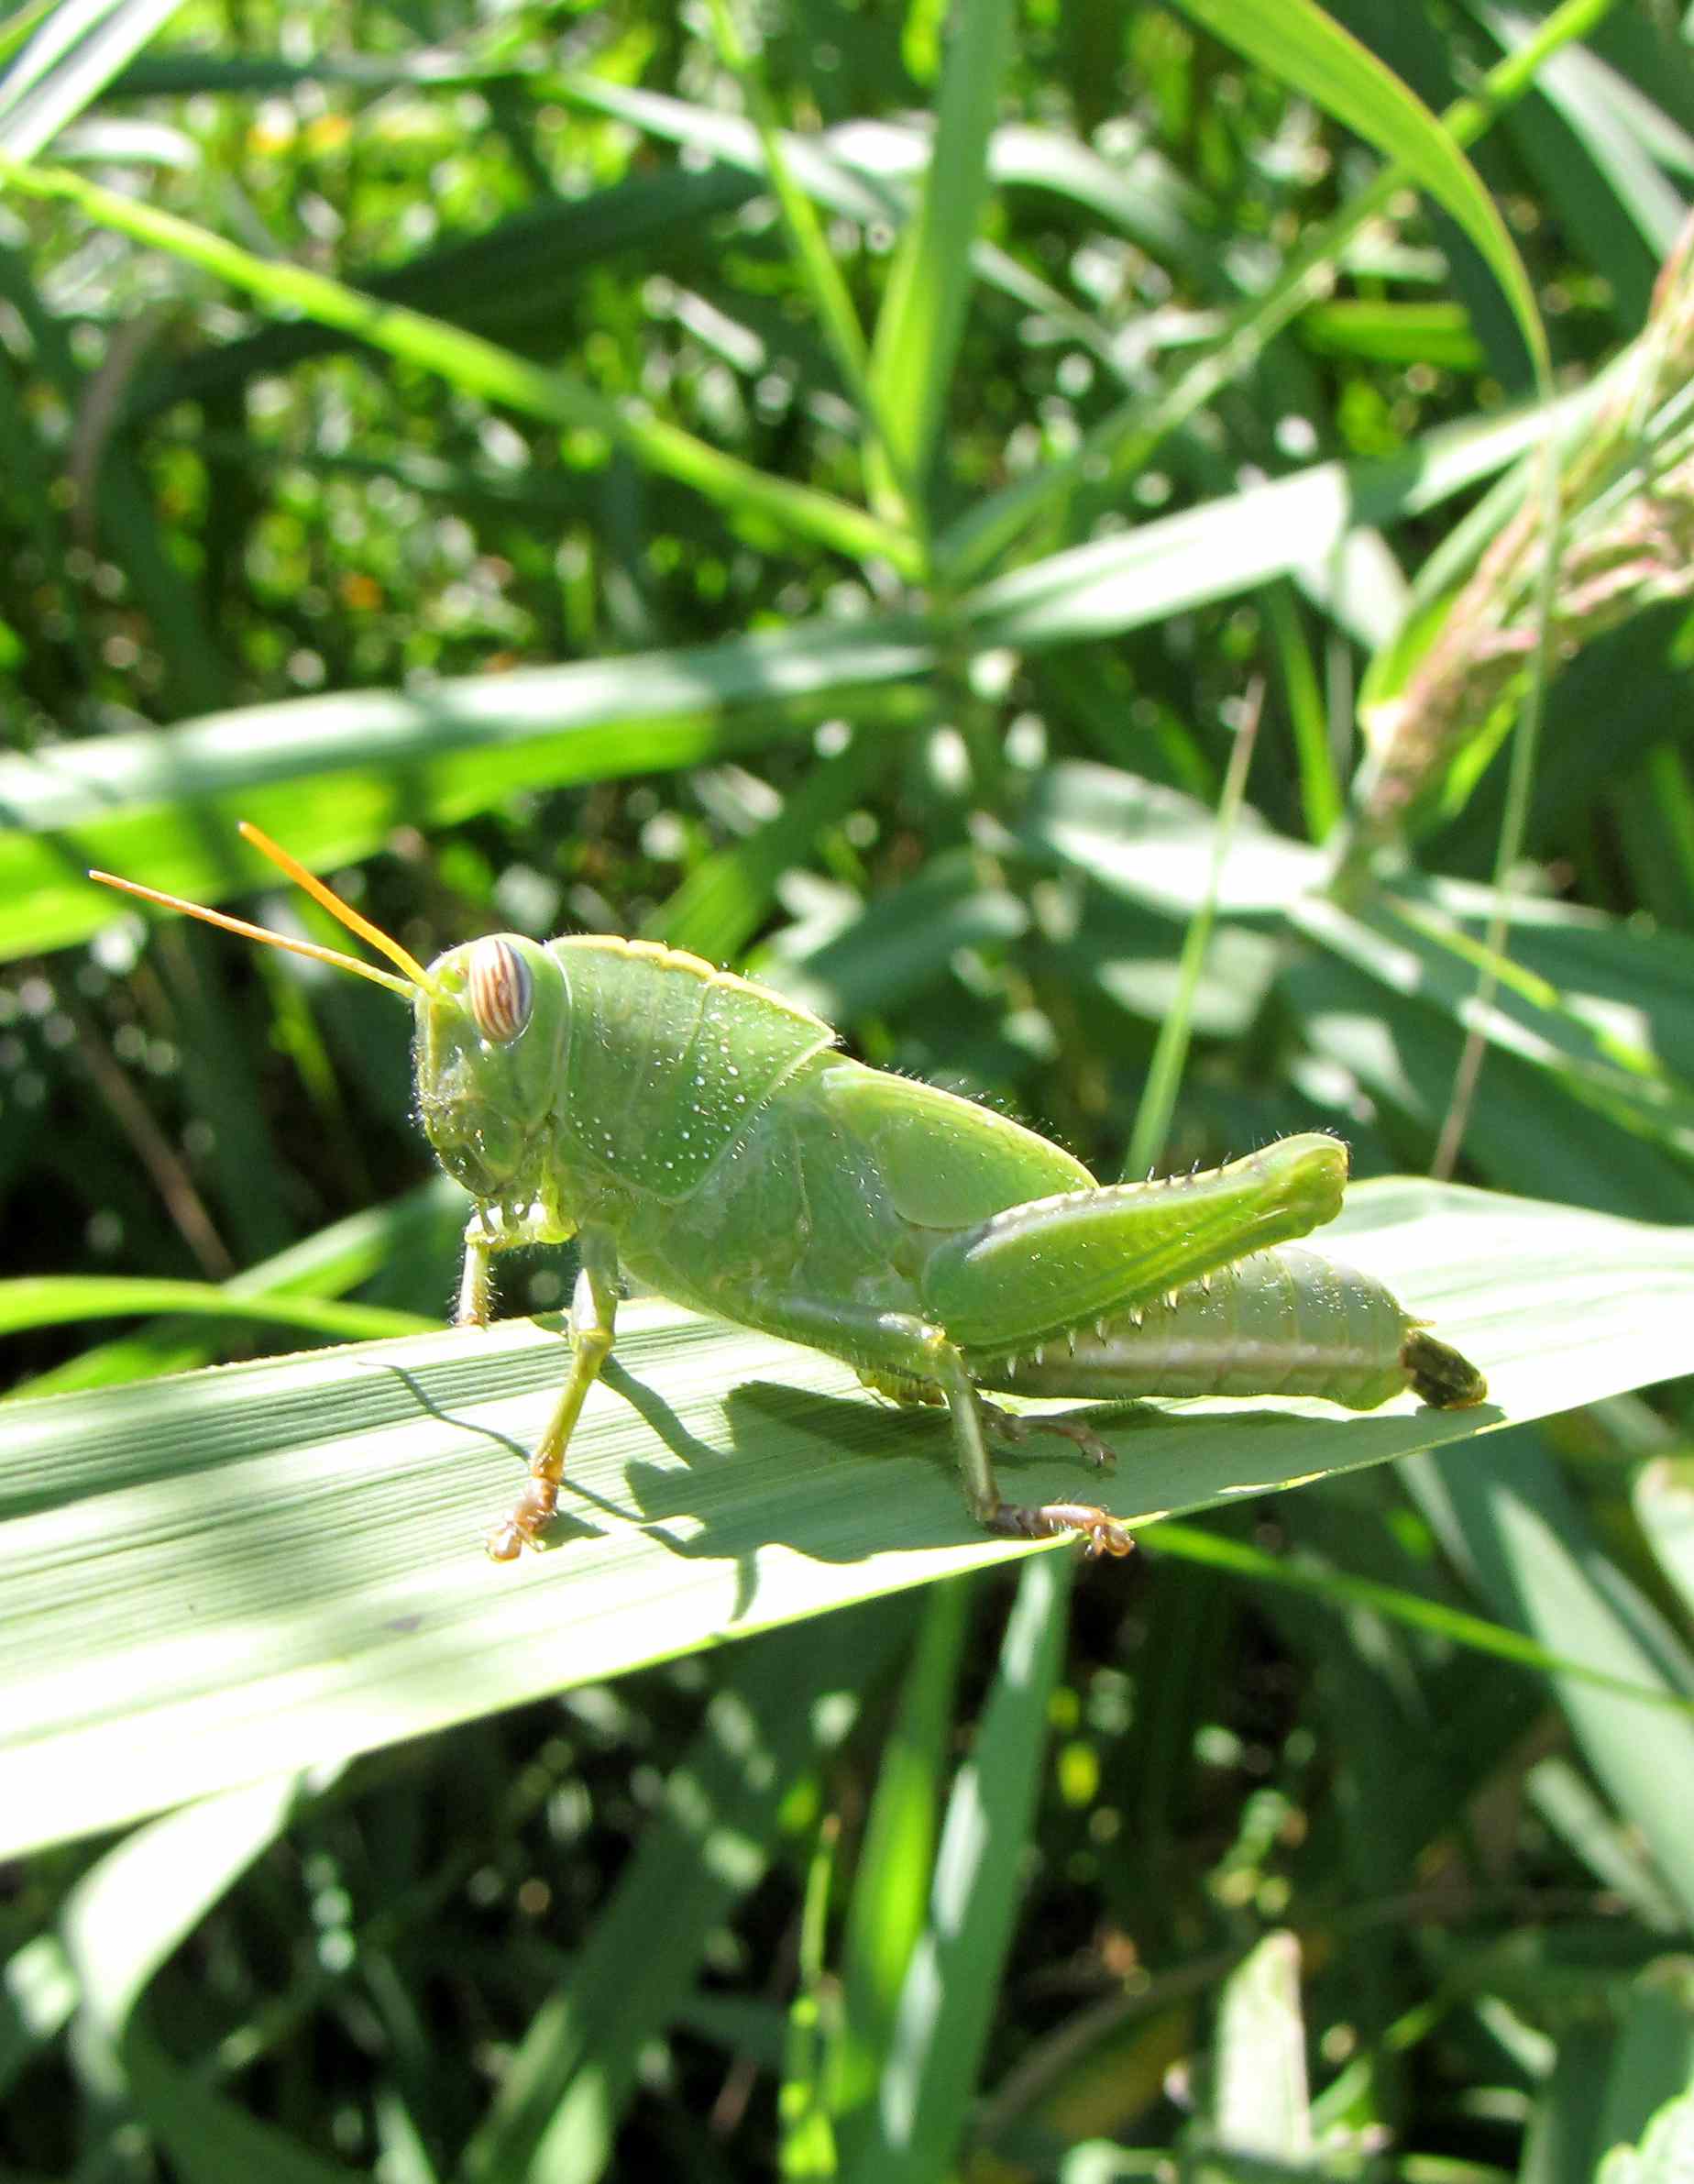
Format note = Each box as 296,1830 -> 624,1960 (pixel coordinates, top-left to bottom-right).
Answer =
414,935 -> 565,1207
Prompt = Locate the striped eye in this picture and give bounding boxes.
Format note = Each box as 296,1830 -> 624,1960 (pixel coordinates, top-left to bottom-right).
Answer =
467,938 -> 534,1042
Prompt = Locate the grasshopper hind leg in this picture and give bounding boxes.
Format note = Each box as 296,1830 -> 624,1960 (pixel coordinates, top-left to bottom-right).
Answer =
936,1355 -> 1135,1560
856,1364 -> 1130,1552
769,1295 -> 1134,1558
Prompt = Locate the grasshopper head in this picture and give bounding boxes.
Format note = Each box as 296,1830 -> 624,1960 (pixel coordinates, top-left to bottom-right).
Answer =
88,823 -> 563,1213
413,935 -> 564,1207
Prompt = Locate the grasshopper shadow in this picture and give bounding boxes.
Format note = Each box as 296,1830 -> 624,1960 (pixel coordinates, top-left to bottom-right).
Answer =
602,1376 -> 1179,1622
602,1378 -> 885,1620
521,1351 -> 1503,1626
373,1358 -> 623,1546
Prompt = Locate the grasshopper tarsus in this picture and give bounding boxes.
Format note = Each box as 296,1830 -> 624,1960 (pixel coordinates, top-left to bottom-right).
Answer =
486,1476 -> 559,1561
978,1401 -> 1117,1473
990,1500 -> 1137,1558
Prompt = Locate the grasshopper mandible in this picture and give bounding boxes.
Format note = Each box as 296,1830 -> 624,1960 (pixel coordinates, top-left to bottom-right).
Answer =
91,825 -> 1486,1561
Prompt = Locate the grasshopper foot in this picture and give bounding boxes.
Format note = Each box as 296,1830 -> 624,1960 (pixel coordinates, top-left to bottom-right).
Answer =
979,1401 -> 1116,1472
988,1499 -> 1136,1559
487,1476 -> 558,1561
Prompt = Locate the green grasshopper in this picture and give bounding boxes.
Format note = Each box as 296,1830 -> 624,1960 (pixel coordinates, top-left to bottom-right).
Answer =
92,825 -> 1486,1561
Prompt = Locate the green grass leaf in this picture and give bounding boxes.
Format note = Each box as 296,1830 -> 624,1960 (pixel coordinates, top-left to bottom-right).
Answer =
0,1278 -> 433,1341
1168,0 -> 1547,387
0,0 -> 187,159
865,0 -> 1015,507
458,1616 -> 905,2183
840,1554 -> 1070,2184
4,1177 -> 1692,1857
4,616 -> 935,960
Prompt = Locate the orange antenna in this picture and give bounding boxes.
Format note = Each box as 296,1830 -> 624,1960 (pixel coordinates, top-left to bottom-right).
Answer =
89,822 -> 438,1000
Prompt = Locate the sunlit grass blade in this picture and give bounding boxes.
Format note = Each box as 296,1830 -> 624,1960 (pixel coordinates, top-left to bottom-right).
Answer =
940,0 -> 1604,585
64,1776 -> 305,2063
1206,1935 -> 1313,2161
6,618 -> 936,961
12,1181 -> 463,1401
0,1276 -> 433,1342
957,402 -> 1575,654
1169,0 -> 1546,388
4,1179 -> 1694,1855
828,1577 -> 970,2151
1148,1523 -> 1694,1714
1408,1425 -> 1694,1925
1292,892 -> 1694,1165
1634,1459 -> 1694,1628
0,0 -> 187,159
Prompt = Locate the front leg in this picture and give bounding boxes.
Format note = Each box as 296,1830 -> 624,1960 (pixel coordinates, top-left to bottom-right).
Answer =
487,1225 -> 620,1561
455,1200 -> 577,1329
456,1213 -> 500,1329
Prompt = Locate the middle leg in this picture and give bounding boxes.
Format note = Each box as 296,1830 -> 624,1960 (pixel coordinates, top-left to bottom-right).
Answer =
761,1291 -> 1134,1558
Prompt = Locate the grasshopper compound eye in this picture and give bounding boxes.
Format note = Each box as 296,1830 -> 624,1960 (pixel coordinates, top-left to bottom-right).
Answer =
467,938 -> 534,1042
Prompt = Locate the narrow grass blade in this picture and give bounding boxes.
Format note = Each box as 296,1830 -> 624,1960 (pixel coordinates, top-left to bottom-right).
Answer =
864,0 -> 1015,502
1123,687 -> 1261,1178
13,1180 -> 463,1400
1208,1933 -> 1313,2162
959,402 -> 1571,654
829,1577 -> 971,2147
1293,891 -> 1694,1167
1147,1523 -> 1693,1711
1407,1427 -> 1694,1926
1634,1460 -> 1694,1627
5,616 -> 935,961
1169,0 -> 1546,389
940,0 -> 1603,585
700,0 -> 907,522
842,1554 -> 1071,2183
63,1775 -> 304,2067
457,1610 -> 908,2184
0,1278 -> 434,1342
0,0 -> 185,159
